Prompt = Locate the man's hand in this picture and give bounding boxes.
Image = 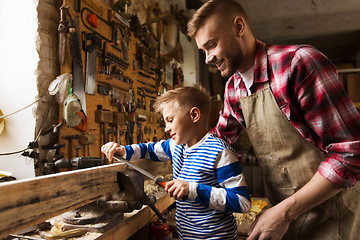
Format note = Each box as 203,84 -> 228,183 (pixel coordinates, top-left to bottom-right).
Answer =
101,142 -> 125,163
247,204 -> 292,240
165,179 -> 189,200
247,172 -> 343,240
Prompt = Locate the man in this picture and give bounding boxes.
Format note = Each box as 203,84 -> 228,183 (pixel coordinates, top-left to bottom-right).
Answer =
187,0 -> 360,239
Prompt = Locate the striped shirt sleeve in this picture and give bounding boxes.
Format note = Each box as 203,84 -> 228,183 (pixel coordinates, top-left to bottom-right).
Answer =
188,148 -> 251,213
124,139 -> 174,162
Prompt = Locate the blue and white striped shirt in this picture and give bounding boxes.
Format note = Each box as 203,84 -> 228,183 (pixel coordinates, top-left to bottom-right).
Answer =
124,133 -> 251,239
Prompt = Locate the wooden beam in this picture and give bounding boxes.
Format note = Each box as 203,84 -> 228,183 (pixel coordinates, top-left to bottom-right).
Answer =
0,163 -> 125,238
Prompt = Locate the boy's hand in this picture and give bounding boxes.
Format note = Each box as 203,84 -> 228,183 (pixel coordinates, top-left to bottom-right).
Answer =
101,142 -> 125,163
165,179 -> 189,200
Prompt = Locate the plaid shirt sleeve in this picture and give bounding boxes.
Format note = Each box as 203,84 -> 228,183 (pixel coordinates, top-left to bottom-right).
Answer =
288,46 -> 360,188
211,78 -> 245,144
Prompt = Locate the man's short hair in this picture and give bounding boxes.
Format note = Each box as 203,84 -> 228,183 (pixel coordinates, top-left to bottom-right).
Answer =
187,0 -> 249,38
154,85 -> 211,118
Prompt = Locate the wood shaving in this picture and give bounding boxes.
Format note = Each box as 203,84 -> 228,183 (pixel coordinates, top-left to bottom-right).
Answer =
144,174 -> 173,194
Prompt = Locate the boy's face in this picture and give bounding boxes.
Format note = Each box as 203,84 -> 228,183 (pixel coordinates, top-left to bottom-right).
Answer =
162,103 -> 194,145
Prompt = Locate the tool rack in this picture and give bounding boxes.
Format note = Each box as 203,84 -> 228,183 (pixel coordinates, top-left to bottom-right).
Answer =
58,0 -> 167,162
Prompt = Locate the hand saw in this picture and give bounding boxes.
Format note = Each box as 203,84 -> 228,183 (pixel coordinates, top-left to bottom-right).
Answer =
71,17 -> 87,117
83,32 -> 101,95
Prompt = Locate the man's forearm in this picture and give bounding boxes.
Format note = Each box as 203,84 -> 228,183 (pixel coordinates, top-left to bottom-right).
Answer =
278,171 -> 342,221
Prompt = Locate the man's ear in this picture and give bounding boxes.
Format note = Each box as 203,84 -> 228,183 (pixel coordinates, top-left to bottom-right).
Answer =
233,17 -> 246,37
190,107 -> 201,123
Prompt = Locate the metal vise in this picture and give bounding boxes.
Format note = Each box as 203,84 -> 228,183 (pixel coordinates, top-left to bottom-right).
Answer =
97,169 -> 156,213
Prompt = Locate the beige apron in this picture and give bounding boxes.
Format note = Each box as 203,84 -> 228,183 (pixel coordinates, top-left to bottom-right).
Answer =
240,81 -> 360,239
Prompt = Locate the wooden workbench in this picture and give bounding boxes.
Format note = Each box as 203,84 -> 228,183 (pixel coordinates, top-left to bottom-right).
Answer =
97,193 -> 174,240
46,192 -> 175,240
0,160 -> 173,239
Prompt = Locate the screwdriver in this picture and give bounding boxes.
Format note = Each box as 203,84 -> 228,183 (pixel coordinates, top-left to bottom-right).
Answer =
113,153 -> 168,187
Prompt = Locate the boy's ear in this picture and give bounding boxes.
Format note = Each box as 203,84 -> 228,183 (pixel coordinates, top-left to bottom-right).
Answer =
190,107 -> 201,123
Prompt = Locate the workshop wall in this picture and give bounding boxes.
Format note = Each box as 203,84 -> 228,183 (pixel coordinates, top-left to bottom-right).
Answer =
31,0 -> 196,176
0,0 -> 197,178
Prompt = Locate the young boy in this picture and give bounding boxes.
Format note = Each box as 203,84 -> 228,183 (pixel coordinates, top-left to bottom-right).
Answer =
101,86 -> 250,239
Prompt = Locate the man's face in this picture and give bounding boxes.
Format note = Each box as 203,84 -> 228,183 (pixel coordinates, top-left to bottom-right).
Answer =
162,103 -> 194,145
195,14 -> 244,78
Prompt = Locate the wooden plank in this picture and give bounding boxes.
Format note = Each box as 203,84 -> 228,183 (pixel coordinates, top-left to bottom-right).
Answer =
0,163 -> 126,238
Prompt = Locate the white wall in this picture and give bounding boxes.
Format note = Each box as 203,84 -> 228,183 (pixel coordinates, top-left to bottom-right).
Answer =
0,0 -> 38,179
180,32 -> 198,86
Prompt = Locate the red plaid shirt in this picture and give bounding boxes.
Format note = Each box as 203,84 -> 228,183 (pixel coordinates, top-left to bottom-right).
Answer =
213,40 -> 360,188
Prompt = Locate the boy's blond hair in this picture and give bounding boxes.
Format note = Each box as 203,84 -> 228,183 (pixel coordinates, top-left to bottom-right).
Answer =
154,85 -> 211,119
187,0 -> 249,38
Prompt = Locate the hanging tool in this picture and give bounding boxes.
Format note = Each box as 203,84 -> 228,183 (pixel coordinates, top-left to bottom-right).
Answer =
62,134 -> 79,159
87,13 -> 98,28
95,105 -> 113,147
83,32 -> 101,95
58,6 -> 83,68
125,121 -> 134,145
74,0 -> 81,13
79,133 -> 97,156
81,7 -> 112,43
55,157 -> 104,169
71,16 -> 87,118
74,145 -> 83,157
58,6 -> 70,66
112,112 -> 126,144
112,154 -> 167,188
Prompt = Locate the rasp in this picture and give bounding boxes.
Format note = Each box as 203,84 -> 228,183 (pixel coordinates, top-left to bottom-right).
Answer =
113,153 -> 167,187
58,6 -> 67,66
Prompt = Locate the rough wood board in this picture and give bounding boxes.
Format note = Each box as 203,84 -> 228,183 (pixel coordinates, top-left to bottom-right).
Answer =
0,163 -> 125,238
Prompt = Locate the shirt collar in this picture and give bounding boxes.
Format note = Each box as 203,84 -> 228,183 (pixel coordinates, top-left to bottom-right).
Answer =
233,40 -> 269,89
184,132 -> 211,150
253,40 -> 270,84
233,72 -> 242,89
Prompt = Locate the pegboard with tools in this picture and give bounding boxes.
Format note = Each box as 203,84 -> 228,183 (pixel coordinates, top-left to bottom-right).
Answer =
57,0 -> 167,165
